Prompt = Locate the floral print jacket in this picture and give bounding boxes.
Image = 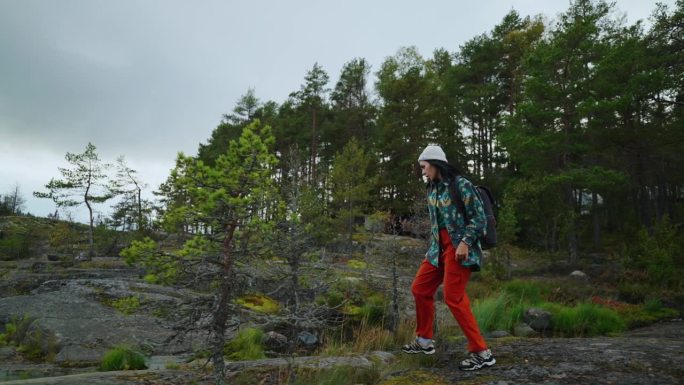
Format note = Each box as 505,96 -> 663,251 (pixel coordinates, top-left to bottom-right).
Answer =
425,176 -> 487,271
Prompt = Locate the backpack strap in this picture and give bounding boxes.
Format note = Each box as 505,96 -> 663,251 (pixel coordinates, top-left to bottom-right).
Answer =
449,176 -> 468,223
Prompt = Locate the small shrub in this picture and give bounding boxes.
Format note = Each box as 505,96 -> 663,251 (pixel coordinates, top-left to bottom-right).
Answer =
224,328 -> 265,361
17,329 -> 52,361
1,315 -> 32,346
617,280 -> 649,303
48,222 -> 80,254
358,294 -> 387,326
317,288 -> 344,308
0,315 -> 56,362
0,233 -> 31,260
100,346 -> 147,371
623,218 -> 684,290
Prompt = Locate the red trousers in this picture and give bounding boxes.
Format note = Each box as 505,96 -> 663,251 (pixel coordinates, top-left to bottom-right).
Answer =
411,228 -> 487,353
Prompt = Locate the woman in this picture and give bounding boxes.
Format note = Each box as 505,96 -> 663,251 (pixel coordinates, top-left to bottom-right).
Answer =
401,145 -> 495,371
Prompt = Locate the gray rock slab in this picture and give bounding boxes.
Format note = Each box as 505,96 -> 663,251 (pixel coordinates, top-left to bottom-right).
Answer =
0,279 -> 185,364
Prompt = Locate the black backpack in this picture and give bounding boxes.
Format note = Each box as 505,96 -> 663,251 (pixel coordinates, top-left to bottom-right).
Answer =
449,176 -> 497,250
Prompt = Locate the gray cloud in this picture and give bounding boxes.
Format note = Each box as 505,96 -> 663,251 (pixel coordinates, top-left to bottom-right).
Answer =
0,0 -> 673,220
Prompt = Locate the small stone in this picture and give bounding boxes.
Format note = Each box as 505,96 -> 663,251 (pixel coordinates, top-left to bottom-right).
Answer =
514,323 -> 538,337
369,351 -> 395,365
75,251 -> 90,261
297,331 -> 318,347
262,331 -> 288,351
523,308 -> 552,332
488,330 -> 511,338
570,270 -> 588,280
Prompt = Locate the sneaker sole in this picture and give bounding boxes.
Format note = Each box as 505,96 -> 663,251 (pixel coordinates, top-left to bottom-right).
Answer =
401,349 -> 435,355
459,358 -> 496,371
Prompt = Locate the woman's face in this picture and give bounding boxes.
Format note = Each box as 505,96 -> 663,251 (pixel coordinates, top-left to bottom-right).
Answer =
419,160 -> 439,182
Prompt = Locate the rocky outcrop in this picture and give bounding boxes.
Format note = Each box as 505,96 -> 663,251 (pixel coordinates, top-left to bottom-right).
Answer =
0,278 -> 209,366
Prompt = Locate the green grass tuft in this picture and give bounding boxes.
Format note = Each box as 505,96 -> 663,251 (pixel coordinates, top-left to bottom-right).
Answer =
541,302 -> 626,337
224,327 -> 266,360
100,346 -> 147,371
473,292 -> 512,332
502,279 -> 548,305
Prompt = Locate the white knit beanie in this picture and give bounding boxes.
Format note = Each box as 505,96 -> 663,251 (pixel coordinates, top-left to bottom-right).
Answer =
418,145 -> 448,163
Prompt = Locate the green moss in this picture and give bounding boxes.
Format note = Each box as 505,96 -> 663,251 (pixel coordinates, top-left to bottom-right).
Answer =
143,274 -> 159,284
351,232 -> 371,243
109,296 -> 141,316
151,306 -> 171,319
341,304 -> 362,316
347,259 -> 368,269
236,294 -> 279,314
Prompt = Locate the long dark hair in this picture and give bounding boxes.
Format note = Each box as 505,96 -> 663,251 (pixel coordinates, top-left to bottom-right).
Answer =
427,160 -> 461,185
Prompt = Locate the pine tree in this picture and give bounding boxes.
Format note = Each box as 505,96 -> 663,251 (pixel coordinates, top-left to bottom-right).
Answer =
34,142 -> 113,257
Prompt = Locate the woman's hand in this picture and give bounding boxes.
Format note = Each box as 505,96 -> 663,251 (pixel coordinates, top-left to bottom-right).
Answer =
455,241 -> 469,261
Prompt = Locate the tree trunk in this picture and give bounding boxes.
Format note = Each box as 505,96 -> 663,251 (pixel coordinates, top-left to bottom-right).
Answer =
310,108 -> 318,186
85,183 -> 94,259
211,223 -> 237,385
641,186 -> 653,233
137,188 -> 143,231
290,235 -> 300,312
565,186 -> 578,266
348,195 -> 354,260
389,235 -> 399,333
592,191 -> 601,247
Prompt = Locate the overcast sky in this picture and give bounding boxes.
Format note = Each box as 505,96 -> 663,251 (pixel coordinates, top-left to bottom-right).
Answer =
0,0 -> 673,222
